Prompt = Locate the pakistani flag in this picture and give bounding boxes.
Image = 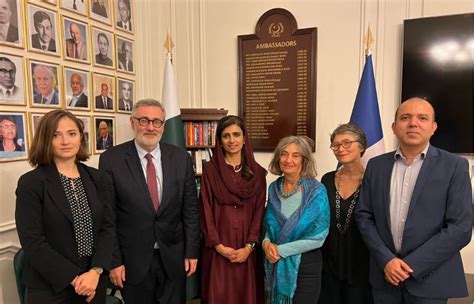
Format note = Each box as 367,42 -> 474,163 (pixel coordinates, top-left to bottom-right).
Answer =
161,52 -> 186,149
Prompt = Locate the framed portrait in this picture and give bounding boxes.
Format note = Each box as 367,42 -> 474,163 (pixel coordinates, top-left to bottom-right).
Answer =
0,0 -> 23,48
116,36 -> 134,74
92,73 -> 114,112
0,111 -> 28,162
26,4 -> 59,56
93,115 -> 114,153
92,27 -> 115,69
116,77 -> 134,113
89,0 -> 111,25
60,0 -> 87,15
76,114 -> 92,153
114,0 -> 133,33
0,53 -> 26,105
64,67 -> 90,110
28,59 -> 62,108
29,111 -> 45,138
28,0 -> 57,8
62,16 -> 89,63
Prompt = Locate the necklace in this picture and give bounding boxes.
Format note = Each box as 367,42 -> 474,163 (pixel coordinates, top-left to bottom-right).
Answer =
335,187 -> 359,234
279,178 -> 303,198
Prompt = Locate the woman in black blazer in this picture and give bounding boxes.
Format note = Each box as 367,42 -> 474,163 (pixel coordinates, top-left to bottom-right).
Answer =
15,110 -> 114,304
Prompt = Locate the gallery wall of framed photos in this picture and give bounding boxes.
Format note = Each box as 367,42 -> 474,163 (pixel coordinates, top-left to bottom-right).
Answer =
0,0 -> 136,163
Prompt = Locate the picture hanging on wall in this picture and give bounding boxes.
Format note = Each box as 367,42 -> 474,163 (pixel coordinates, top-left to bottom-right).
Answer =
62,16 -> 90,63
0,0 -> 24,49
93,115 -> 114,153
89,0 -> 112,25
0,53 -> 26,105
28,59 -> 62,108
0,111 -> 28,162
116,35 -> 134,74
92,73 -> 115,112
60,0 -> 87,15
27,4 -> 60,56
116,77 -> 134,113
114,0 -> 133,33
64,66 -> 90,110
76,114 -> 92,153
92,26 -> 115,69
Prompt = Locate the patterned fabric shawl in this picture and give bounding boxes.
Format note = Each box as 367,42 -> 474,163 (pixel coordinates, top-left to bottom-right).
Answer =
264,177 -> 330,303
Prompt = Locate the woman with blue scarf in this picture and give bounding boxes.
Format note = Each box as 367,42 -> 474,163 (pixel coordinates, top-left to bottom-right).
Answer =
263,136 -> 330,304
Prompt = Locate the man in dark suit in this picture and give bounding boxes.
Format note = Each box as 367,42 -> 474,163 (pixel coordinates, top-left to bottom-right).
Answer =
96,120 -> 113,150
0,56 -> 20,100
68,73 -> 88,108
355,97 -> 472,304
32,64 -> 59,105
95,83 -> 113,110
118,81 -> 132,111
31,11 -> 56,52
118,41 -> 133,72
0,0 -> 19,43
99,99 -> 199,304
116,0 -> 131,30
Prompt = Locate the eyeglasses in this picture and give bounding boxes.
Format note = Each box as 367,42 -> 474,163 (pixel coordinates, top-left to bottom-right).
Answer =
330,140 -> 357,151
0,68 -> 15,76
132,117 -> 164,128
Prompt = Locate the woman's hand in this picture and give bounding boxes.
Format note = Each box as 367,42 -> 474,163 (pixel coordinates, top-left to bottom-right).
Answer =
230,247 -> 252,263
215,244 -> 236,261
74,270 -> 100,299
263,240 -> 281,263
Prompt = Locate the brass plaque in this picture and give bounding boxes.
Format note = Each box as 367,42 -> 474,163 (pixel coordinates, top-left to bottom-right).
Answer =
238,8 -> 317,151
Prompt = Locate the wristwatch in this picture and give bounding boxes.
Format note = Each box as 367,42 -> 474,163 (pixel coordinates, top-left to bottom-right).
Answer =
245,242 -> 256,251
91,267 -> 103,275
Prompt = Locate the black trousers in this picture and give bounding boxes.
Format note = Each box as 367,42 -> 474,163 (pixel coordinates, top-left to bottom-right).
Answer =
122,249 -> 186,304
372,284 -> 447,304
318,271 -> 373,304
25,275 -> 107,304
293,249 -> 323,304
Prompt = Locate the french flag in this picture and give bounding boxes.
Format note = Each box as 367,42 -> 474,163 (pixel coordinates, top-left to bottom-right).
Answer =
349,52 -> 385,167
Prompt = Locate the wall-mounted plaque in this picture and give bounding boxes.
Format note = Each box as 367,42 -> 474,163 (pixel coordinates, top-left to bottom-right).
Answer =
238,8 -> 317,151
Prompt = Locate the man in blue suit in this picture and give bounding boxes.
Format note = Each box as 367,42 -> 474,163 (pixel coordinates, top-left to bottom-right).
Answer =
356,97 -> 472,304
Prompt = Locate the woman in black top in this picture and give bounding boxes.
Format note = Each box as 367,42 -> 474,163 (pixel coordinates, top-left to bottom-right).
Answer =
318,123 -> 373,304
15,110 -> 114,304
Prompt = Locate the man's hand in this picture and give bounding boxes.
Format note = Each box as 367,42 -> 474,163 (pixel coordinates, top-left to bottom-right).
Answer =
230,247 -> 252,263
215,244 -> 236,261
109,265 -> 126,288
185,259 -> 198,277
262,240 -> 280,264
74,270 -> 100,299
384,258 -> 413,286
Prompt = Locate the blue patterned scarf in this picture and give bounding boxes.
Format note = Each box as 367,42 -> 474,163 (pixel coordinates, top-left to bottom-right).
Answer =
264,177 -> 329,304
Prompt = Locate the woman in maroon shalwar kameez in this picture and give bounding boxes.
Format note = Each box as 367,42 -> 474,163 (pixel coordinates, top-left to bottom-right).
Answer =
200,115 -> 267,304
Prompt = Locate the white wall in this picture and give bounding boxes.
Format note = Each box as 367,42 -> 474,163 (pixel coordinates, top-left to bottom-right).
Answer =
1,0 -> 473,303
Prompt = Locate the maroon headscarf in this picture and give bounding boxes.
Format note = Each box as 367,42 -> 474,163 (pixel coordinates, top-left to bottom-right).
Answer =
204,128 -> 266,206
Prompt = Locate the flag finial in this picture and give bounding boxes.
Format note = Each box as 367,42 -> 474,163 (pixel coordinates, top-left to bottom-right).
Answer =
364,25 -> 374,56
164,33 -> 175,54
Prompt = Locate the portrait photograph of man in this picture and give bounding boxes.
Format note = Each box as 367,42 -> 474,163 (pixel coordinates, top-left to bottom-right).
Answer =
0,112 -> 27,162
0,54 -> 24,105
93,73 -> 114,112
0,0 -> 22,47
94,116 -> 114,153
27,5 -> 58,55
29,60 -> 61,107
92,27 -> 114,68
62,17 -> 89,62
116,36 -> 134,73
115,0 -> 132,32
117,78 -> 133,113
64,67 -> 89,109
76,115 -> 91,152
90,0 -> 111,24
60,0 -> 86,15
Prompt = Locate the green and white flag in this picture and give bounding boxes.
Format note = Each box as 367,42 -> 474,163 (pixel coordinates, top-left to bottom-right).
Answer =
161,52 -> 185,148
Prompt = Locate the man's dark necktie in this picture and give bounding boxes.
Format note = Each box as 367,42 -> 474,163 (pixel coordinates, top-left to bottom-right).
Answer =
145,153 -> 160,211
42,97 -> 47,104
73,0 -> 77,9
41,45 -> 47,50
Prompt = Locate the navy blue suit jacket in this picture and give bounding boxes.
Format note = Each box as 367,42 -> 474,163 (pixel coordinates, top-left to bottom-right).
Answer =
355,145 -> 472,299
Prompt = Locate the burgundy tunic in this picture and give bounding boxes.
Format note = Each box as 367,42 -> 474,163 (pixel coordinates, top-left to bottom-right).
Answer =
200,135 -> 266,304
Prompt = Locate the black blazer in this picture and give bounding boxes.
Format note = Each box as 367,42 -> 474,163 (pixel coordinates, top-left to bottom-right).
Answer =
99,140 -> 200,284
15,163 -> 115,293
31,34 -> 56,52
95,95 -> 113,110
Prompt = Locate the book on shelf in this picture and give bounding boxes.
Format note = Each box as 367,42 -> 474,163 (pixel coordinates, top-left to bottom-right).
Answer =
184,121 -> 218,147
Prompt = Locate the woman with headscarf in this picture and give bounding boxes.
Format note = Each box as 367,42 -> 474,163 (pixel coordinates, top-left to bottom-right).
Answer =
200,115 -> 267,304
